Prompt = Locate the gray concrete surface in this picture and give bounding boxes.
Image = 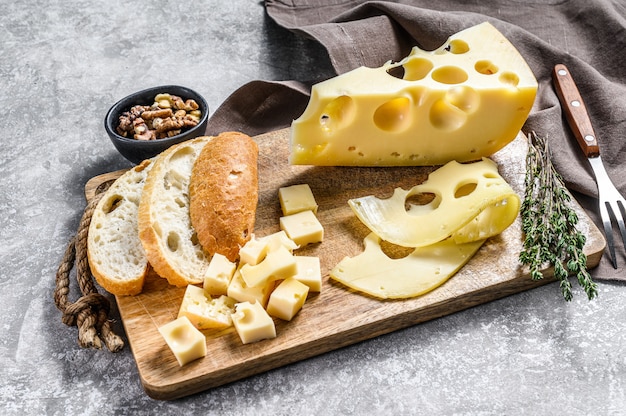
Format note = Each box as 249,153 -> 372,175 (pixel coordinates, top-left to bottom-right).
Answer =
2,1 -> 625,414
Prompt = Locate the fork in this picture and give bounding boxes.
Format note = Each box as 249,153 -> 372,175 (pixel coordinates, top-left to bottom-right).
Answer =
552,63 -> 626,269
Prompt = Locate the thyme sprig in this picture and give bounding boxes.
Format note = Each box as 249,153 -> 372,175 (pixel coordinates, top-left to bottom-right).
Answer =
519,132 -> 598,301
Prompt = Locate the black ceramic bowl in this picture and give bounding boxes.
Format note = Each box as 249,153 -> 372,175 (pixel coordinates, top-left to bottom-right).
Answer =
104,85 -> 209,164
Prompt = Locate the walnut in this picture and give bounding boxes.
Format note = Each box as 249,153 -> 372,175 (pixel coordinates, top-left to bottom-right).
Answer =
116,93 -> 202,141
141,108 -> 173,120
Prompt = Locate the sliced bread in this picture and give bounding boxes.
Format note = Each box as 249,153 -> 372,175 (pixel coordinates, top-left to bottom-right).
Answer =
138,136 -> 213,287
87,159 -> 153,296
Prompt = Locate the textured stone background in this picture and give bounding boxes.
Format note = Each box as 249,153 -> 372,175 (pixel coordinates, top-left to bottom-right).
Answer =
1,1 -> 625,414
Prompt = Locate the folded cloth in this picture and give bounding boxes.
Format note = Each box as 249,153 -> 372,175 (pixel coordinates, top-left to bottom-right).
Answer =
207,0 -> 626,281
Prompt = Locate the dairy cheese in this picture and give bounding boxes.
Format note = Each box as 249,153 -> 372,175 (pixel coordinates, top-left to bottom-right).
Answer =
290,22 -> 537,166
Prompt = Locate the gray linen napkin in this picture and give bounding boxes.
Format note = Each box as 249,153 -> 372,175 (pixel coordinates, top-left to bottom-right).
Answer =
207,0 -> 626,281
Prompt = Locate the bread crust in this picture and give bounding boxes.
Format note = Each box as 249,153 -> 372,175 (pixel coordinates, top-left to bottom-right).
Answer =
189,131 -> 259,262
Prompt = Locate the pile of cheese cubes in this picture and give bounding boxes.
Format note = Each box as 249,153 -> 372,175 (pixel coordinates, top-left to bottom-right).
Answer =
158,184 -> 324,366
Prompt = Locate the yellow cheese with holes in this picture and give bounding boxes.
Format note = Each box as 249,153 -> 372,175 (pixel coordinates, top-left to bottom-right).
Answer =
238,235 -> 269,266
158,316 -> 207,366
348,158 -> 520,248
290,22 -> 537,166
330,233 -> 484,299
262,230 -> 300,252
279,210 -> 324,247
177,285 -> 236,329
203,253 -> 237,296
239,245 -> 297,288
232,301 -> 277,344
227,267 -> 276,308
279,184 -> 318,215
266,278 -> 310,321
239,231 -> 299,266
293,256 -> 322,292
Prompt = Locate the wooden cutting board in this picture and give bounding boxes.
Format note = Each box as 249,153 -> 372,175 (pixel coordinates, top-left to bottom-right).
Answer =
85,128 -> 605,400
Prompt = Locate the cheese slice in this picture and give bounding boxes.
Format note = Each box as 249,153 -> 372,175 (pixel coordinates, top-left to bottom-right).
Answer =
330,233 -> 484,299
348,158 -> 520,248
290,22 -> 537,166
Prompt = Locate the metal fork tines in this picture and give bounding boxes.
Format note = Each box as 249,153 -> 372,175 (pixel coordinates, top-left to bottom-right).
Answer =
553,63 -> 626,268
588,156 -> 626,268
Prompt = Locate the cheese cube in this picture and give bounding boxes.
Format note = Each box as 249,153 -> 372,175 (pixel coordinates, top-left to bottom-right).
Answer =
279,210 -> 324,247
279,184 -> 318,215
262,230 -> 299,253
293,256 -> 322,292
158,316 -> 207,366
239,236 -> 269,266
232,301 -> 276,344
203,253 -> 237,296
239,231 -> 299,266
290,22 -> 537,166
178,285 -> 236,329
227,268 -> 275,308
266,278 -> 310,321
239,245 -> 297,288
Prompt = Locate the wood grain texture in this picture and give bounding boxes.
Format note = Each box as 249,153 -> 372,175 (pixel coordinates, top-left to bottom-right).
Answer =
85,128 -> 605,400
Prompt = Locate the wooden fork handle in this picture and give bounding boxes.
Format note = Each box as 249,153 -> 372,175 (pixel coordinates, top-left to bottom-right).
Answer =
552,63 -> 600,158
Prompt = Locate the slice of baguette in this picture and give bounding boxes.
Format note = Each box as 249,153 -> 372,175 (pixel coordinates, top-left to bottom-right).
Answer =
138,136 -> 213,287
87,159 -> 153,296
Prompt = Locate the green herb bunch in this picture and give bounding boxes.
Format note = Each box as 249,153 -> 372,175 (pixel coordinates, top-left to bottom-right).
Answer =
519,132 -> 598,301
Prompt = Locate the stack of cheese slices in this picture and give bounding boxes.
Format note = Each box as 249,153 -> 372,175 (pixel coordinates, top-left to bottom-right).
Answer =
87,131 -> 259,296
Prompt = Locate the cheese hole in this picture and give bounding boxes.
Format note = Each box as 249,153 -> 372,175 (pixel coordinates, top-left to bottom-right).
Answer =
454,182 -> 478,198
475,60 -> 499,75
386,65 -> 405,79
169,326 -> 195,347
103,195 -> 123,214
429,99 -> 467,131
431,66 -> 468,85
320,95 -> 355,132
237,307 -> 253,324
404,192 -> 441,216
373,97 -> 412,132
401,57 -> 434,81
167,231 -> 180,252
444,39 -> 470,54
380,239 -> 414,259
499,71 -> 520,87
445,86 -> 480,114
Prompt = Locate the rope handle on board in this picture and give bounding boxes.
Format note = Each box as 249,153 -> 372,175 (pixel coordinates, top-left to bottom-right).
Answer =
54,181 -> 124,352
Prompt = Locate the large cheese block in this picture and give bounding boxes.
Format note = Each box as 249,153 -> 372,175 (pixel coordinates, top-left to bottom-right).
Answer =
290,22 -> 537,166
